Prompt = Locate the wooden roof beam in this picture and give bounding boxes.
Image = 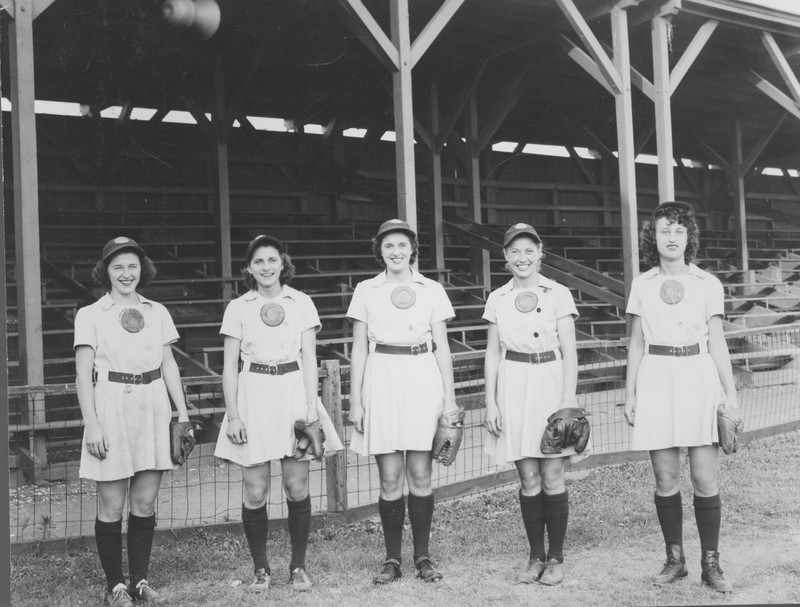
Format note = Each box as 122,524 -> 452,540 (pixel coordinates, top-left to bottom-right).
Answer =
747,70 -> 800,121
554,0 -> 622,95
598,39 -> 654,100
762,32 -> 800,106
670,19 -> 718,95
410,0 -> 466,68
475,65 -> 532,154
335,0 -> 399,71
692,134 -> 731,173
742,111 -> 788,174
1,0 -> 56,19
558,34 -> 616,96
221,41 -> 270,135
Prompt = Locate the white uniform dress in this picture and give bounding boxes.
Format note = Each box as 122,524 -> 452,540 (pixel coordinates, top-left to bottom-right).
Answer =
626,264 -> 725,450
347,270 -> 455,456
483,276 -> 589,465
213,286 -> 342,466
75,293 -> 177,481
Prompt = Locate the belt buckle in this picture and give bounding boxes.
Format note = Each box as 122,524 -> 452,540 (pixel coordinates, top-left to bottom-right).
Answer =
411,344 -> 421,355
529,352 -> 540,364
674,347 -> 683,357
132,373 -> 144,384
267,364 -> 278,375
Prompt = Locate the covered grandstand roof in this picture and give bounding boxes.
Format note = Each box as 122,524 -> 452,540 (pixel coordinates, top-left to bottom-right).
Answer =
2,0 -> 800,168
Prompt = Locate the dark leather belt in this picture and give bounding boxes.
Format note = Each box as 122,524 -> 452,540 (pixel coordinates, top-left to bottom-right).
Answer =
374,342 -> 436,355
100,369 -> 162,385
648,343 -> 701,357
248,361 -> 300,375
505,349 -> 558,364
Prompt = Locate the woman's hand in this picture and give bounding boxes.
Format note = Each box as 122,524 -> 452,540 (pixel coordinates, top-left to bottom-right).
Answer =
623,395 -> 636,427
484,404 -> 502,436
84,421 -> 109,460
226,418 -> 248,445
349,398 -> 365,434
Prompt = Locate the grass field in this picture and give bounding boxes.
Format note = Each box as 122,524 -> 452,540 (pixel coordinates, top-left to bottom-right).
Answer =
11,431 -> 800,606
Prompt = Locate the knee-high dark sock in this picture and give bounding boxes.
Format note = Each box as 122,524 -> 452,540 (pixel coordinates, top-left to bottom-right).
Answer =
694,494 -> 721,553
287,495 -> 311,572
242,504 -> 270,574
378,496 -> 405,562
543,491 -> 569,563
655,492 -> 684,547
519,491 -> 546,561
127,513 -> 156,591
95,518 -> 125,593
407,493 -> 434,561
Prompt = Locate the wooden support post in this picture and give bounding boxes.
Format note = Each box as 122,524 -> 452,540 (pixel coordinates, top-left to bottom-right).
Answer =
390,0 -> 417,231
214,56 -> 233,301
731,120 -> 749,272
322,361 -> 348,514
428,81 -> 445,271
652,14 -> 675,202
612,6 -> 640,299
10,0 -> 47,475
466,90 -> 491,289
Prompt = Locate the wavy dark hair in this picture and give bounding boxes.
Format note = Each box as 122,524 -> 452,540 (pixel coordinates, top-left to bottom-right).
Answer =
372,230 -> 419,268
242,243 -> 295,290
639,205 -> 700,267
92,251 -> 157,291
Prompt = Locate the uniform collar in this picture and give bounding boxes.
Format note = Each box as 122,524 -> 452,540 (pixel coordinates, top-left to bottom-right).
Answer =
641,263 -> 707,280
496,274 -> 556,296
243,285 -> 298,301
371,268 -> 427,287
99,292 -> 151,310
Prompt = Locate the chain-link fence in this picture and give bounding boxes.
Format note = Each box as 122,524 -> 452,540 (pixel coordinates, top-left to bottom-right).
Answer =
8,324 -> 800,547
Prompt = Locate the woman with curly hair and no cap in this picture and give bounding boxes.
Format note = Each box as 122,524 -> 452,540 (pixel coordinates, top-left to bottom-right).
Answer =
75,237 -> 193,606
213,234 -> 342,595
624,201 -> 741,593
347,219 -> 458,585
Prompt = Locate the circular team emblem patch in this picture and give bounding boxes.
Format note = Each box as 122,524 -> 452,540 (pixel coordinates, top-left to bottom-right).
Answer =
260,303 -> 285,326
660,279 -> 685,305
515,291 -> 538,313
119,308 -> 145,333
390,286 -> 416,309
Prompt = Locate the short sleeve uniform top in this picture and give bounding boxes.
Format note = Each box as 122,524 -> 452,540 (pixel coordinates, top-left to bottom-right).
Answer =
482,275 -> 578,352
74,293 -> 179,373
220,285 -> 320,364
626,263 -> 724,348
346,269 -> 455,346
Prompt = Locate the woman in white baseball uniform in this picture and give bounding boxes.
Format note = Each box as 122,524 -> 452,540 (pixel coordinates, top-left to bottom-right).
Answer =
214,235 -> 342,594
75,237 -> 191,606
347,219 -> 457,585
625,201 -> 739,593
483,223 -> 586,586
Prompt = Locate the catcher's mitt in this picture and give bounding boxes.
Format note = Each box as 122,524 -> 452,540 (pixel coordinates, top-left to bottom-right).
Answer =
170,421 -> 196,466
294,419 -> 326,461
717,408 -> 744,455
540,407 -> 591,455
432,408 -> 465,466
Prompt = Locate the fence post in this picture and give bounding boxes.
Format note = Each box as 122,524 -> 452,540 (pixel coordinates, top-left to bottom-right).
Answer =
321,360 -> 348,514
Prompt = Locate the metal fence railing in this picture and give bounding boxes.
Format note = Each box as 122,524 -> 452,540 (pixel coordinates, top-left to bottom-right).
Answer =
8,324 -> 800,547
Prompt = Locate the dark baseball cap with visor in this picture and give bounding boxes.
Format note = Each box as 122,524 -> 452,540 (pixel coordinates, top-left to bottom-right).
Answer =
653,200 -> 695,217
375,219 -> 417,240
503,223 -> 541,247
102,236 -> 146,262
246,234 -> 286,260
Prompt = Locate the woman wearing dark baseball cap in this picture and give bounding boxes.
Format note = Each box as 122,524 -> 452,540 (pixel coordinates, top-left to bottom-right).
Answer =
347,219 -> 458,585
75,237 -> 193,606
625,201 -> 740,592
482,223 -> 585,586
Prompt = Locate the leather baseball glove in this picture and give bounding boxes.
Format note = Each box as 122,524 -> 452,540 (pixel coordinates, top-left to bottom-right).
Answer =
717,408 -> 744,455
540,407 -> 591,455
294,419 -> 326,461
432,408 -> 465,466
170,421 -> 196,466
